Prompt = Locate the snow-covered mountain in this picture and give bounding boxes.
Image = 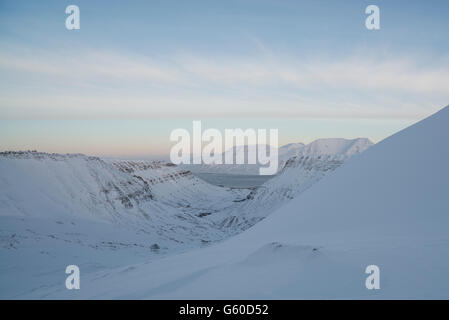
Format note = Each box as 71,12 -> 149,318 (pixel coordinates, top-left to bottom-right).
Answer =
208,138 -> 373,230
30,105 -> 449,299
0,152 -> 252,249
185,138 -> 372,175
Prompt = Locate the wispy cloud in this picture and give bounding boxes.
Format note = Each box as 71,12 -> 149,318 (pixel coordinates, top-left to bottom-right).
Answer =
1,46 -> 448,119
0,50 -> 186,84
182,55 -> 449,94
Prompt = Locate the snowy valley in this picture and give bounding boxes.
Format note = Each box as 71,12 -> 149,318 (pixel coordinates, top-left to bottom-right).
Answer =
0,138 -> 371,298
41,105 -> 448,299
1,104 -> 448,299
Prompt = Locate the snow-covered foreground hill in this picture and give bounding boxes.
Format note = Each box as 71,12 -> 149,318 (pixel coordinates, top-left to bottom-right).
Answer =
28,105 -> 449,299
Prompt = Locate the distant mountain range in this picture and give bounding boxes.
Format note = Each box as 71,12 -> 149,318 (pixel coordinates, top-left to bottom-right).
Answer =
184,137 -> 373,175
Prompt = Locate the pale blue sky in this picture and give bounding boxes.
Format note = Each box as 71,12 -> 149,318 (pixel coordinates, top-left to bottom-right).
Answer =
0,0 -> 448,156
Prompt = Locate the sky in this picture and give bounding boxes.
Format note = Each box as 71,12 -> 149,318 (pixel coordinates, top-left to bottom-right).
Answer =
0,0 -> 448,157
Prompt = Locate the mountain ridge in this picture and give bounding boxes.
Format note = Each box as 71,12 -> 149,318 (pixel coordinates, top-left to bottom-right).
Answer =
185,137 -> 373,175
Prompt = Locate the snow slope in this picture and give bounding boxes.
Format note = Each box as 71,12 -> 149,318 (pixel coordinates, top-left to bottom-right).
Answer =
34,105 -> 449,299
